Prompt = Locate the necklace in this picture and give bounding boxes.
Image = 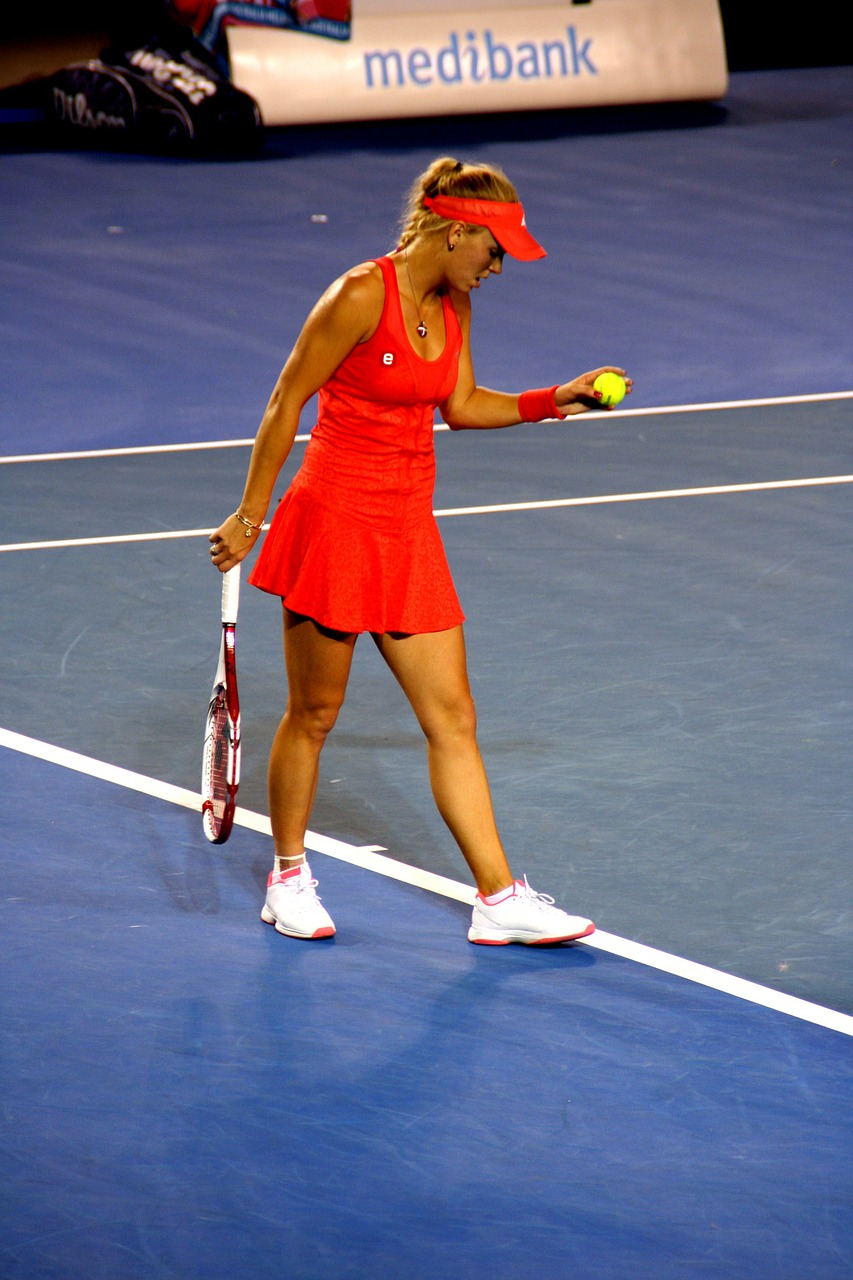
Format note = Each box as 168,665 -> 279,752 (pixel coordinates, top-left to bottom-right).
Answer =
403,248 -> 437,339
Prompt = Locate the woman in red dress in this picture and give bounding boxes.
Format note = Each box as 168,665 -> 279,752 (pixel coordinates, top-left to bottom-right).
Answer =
210,156 -> 630,944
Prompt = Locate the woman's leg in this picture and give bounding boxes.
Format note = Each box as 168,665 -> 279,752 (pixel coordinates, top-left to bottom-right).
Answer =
372,625 -> 514,897
268,609 -> 358,859
261,611 -> 357,939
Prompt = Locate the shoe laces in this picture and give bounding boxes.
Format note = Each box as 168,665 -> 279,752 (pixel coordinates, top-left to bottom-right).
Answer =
517,875 -> 556,909
273,868 -> 322,897
295,873 -> 321,898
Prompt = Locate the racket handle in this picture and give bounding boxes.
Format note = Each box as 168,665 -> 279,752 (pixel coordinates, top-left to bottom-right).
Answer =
221,564 -> 241,624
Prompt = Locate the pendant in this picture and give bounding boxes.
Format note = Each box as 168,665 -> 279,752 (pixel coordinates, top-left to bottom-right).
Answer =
416,320 -> 428,338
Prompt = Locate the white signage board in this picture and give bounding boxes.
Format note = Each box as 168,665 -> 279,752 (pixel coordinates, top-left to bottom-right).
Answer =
228,0 -> 728,127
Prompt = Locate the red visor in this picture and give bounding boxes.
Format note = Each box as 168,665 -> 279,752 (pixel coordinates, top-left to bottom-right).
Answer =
423,195 -> 546,260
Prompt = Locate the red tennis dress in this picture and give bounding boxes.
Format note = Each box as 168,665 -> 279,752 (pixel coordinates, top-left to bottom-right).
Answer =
248,256 -> 466,634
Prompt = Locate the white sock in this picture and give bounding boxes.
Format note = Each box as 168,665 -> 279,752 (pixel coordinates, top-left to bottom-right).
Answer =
480,881 -> 518,906
274,853 -> 306,876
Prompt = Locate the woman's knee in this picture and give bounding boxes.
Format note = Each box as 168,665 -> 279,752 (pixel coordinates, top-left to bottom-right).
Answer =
282,613 -> 356,745
421,690 -> 478,746
285,695 -> 344,744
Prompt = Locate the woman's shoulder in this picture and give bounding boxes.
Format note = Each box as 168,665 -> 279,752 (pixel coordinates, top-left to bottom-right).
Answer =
312,260 -> 386,343
326,259 -> 385,308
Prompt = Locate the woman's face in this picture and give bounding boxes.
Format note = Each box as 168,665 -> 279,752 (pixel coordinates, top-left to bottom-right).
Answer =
447,227 -> 506,292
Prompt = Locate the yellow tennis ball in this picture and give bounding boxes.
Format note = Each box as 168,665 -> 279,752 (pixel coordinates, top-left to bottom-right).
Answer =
594,372 -> 626,407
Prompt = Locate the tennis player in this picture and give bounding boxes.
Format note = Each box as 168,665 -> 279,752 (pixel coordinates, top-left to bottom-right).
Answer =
210,156 -> 631,943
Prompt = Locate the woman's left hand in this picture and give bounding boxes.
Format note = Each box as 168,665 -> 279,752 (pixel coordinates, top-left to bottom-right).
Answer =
554,367 -> 633,416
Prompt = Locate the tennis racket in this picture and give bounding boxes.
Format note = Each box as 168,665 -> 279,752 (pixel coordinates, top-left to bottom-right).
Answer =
201,565 -> 241,844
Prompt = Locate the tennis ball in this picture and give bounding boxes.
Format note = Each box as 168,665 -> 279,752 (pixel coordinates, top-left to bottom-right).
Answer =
593,372 -> 626,407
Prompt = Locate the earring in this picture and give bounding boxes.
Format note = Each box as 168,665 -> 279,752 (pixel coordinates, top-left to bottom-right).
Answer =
448,241 -> 455,252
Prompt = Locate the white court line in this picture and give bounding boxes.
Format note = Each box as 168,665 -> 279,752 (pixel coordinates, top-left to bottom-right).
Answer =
0,438 -> 258,464
433,474 -> 853,519
2,473 -> 852,555
2,724 -> 852,1039
0,433 -> 307,466
0,527 -> 233,554
1,390 -> 851,465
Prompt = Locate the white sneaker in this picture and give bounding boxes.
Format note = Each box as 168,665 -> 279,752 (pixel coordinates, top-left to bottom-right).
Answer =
260,862 -> 336,939
468,876 -> 595,946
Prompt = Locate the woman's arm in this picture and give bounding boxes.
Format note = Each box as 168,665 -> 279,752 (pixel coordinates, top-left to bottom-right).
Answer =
210,262 -> 383,570
439,291 -> 631,429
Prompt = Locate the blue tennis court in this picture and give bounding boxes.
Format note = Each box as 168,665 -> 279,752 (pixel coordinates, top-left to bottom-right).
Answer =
1,64 -> 852,1279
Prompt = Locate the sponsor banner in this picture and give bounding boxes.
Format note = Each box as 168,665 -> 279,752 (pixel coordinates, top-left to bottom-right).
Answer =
227,0 -> 728,126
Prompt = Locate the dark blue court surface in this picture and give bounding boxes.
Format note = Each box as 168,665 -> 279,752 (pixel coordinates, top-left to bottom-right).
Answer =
2,398 -> 850,1014
2,64 -> 852,1280
1,68 -> 851,455
3,750 -> 852,1280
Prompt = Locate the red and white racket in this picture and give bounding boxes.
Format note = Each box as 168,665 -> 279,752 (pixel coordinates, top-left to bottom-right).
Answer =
201,565 -> 241,844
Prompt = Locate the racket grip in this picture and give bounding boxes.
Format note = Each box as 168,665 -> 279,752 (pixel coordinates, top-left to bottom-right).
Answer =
221,565 -> 241,624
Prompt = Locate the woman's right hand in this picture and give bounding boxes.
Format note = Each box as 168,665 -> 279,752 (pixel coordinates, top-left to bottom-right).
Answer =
209,511 -> 264,573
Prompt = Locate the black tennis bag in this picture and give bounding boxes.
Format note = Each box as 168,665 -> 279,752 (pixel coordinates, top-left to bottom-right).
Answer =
47,32 -> 262,154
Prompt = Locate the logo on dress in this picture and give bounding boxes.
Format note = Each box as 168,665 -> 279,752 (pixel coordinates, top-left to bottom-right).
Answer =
382,353 -> 394,366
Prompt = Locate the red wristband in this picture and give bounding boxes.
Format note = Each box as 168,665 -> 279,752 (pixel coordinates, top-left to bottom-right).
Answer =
518,385 -> 559,422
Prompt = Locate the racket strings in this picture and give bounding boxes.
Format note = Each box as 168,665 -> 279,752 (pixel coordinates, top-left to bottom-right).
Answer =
203,692 -> 236,825
202,578 -> 241,845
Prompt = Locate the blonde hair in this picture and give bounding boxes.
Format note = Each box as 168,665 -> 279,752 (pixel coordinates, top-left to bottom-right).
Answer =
397,156 -> 519,249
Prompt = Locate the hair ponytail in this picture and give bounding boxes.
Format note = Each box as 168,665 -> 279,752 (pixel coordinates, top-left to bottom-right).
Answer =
397,157 -> 519,249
